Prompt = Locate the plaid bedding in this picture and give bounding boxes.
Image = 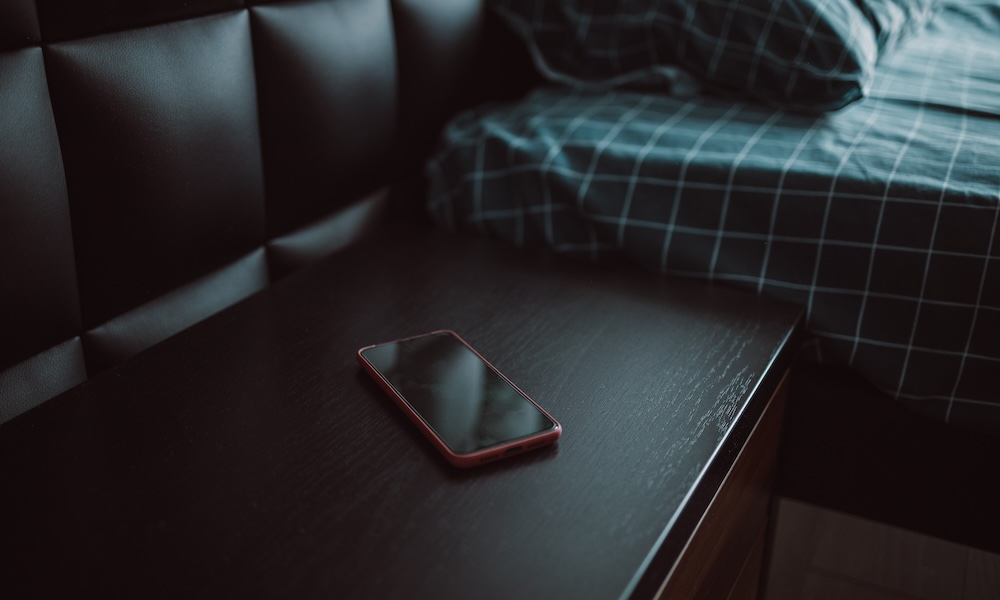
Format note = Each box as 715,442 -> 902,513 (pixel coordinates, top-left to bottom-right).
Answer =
491,0 -> 938,111
427,1 -> 1000,431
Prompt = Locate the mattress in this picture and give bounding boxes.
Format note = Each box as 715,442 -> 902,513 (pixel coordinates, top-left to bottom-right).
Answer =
426,1 -> 1000,431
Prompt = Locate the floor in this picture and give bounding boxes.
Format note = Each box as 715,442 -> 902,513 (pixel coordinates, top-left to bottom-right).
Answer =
763,498 -> 1000,600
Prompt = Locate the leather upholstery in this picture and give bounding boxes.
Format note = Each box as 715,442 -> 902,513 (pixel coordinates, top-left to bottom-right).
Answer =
46,12 -> 268,328
35,0 -> 243,42
252,0 -> 397,242
0,47 -> 86,411
392,0 -> 484,166
0,0 -> 489,423
0,1 -> 40,49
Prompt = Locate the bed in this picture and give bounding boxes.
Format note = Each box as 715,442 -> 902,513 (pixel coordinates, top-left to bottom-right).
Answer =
425,0 -> 1000,434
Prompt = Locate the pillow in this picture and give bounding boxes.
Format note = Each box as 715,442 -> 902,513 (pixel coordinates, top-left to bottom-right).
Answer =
490,0 -> 937,112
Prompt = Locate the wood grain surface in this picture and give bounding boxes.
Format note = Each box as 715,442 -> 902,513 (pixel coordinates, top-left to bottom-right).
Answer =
0,224 -> 801,600
657,373 -> 788,600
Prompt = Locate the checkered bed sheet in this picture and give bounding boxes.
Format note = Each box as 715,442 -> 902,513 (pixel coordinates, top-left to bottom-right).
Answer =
427,1 -> 1000,431
490,0 -> 935,111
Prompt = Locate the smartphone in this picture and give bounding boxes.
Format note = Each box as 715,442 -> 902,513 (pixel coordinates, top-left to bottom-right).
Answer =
357,330 -> 561,468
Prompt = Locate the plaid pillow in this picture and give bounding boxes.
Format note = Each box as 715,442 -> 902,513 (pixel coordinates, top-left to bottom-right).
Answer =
491,0 -> 936,111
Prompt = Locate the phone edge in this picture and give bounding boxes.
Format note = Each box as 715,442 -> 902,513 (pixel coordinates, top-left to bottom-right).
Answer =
356,331 -> 561,469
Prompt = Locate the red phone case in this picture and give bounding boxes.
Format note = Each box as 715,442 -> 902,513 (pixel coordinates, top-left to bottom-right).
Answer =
357,330 -> 561,468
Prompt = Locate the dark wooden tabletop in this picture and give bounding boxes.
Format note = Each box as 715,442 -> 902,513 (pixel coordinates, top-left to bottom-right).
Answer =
0,224 -> 801,600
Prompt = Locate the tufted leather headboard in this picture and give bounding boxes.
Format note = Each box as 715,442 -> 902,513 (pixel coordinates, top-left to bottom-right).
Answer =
0,0 -> 492,422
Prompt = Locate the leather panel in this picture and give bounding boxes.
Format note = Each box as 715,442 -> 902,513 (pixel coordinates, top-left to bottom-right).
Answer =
267,186 -> 390,279
251,0 -> 396,237
0,48 -> 81,372
0,338 -> 87,424
1,0 -> 468,413
36,0 -> 244,42
391,0 -> 484,167
83,248 -> 269,374
45,12 -> 267,328
0,0 -> 40,50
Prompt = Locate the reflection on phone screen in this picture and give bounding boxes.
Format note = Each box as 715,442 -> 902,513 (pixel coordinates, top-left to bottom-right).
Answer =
362,333 -> 555,453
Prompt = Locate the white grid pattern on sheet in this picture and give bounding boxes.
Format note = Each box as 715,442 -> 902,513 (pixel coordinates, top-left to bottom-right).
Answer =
428,2 -> 1000,430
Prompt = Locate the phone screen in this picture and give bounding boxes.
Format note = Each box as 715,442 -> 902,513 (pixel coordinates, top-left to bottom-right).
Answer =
359,331 -> 557,455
